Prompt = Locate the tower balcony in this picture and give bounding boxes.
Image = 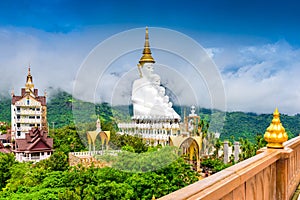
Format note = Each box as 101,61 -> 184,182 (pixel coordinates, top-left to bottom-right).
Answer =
16,118 -> 41,124
16,127 -> 31,132
16,110 -> 41,115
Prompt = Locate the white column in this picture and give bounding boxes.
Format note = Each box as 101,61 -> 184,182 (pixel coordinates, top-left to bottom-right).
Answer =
223,141 -> 229,164
234,141 -> 240,162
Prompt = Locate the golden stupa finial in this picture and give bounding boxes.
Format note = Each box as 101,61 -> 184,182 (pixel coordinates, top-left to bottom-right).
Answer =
26,65 -> 32,82
138,27 -> 155,67
25,65 -> 34,92
264,108 -> 288,148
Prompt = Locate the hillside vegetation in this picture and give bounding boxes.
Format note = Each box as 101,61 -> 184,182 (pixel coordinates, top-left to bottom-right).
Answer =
0,90 -> 299,141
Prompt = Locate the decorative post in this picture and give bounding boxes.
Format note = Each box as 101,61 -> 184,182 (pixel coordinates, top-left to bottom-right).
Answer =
223,140 -> 229,164
263,108 -> 290,199
264,108 -> 288,148
234,141 -> 240,162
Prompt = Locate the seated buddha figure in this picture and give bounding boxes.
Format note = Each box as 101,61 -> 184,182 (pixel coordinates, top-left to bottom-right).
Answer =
132,63 -> 180,120
131,27 -> 180,120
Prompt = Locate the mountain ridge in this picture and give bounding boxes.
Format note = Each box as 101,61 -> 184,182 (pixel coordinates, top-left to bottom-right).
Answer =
1,89 -> 299,142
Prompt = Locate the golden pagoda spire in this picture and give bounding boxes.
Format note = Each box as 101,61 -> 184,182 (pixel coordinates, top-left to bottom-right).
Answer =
25,65 -> 34,92
264,108 -> 288,148
138,27 -> 155,66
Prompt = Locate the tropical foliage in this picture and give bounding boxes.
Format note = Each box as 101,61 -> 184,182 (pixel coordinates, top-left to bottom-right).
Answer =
0,89 -> 298,199
0,96 -> 10,122
0,127 -> 198,199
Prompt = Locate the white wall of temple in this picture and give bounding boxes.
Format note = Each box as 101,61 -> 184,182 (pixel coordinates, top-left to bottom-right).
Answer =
15,152 -> 52,162
118,123 -> 180,136
118,121 -> 180,147
11,104 -> 43,139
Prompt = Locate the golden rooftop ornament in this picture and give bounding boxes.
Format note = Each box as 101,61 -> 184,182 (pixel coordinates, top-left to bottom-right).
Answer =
138,27 -> 155,66
25,66 -> 34,92
264,108 -> 288,148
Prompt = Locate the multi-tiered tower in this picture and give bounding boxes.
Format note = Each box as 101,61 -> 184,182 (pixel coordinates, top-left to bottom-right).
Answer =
11,67 -> 47,140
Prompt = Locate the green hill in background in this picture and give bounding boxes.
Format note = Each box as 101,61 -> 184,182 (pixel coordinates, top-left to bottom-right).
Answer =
0,96 -> 10,122
0,89 -> 299,141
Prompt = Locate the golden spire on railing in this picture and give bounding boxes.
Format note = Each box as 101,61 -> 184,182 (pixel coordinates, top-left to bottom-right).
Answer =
264,108 -> 288,148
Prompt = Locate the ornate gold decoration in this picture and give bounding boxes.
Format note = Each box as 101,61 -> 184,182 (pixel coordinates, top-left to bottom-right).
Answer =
87,119 -> 110,152
264,108 -> 288,148
138,27 -> 155,67
25,66 -> 34,92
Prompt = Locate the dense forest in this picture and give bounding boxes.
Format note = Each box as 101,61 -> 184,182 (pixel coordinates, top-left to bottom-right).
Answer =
1,90 -> 299,142
0,123 -> 199,199
0,89 -> 298,199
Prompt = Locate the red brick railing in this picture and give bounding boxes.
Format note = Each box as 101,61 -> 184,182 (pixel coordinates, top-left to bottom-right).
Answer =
159,135 -> 300,200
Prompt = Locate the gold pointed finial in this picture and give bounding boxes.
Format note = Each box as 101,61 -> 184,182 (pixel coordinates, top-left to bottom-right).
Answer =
26,65 -> 33,83
25,65 -> 34,92
138,27 -> 155,66
152,195 -> 156,200
264,108 -> 288,148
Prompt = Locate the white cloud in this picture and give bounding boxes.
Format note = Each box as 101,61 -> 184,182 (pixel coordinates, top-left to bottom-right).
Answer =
0,26 -> 117,97
211,40 -> 300,114
1,26 -> 299,115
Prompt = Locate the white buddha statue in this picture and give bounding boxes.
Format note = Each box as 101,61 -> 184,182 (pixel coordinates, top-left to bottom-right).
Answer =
131,28 -> 180,120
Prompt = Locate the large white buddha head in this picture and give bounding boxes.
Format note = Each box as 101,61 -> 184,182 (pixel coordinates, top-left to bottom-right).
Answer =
140,63 -> 154,79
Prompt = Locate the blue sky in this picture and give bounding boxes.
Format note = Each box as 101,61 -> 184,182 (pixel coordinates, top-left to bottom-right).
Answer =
1,0 -> 300,43
1,0 -> 300,114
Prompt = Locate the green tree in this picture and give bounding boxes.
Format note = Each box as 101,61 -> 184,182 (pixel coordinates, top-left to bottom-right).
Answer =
200,157 -> 231,173
0,153 -> 16,189
36,151 -> 69,171
51,124 -> 86,154
239,138 -> 256,161
213,138 -> 222,158
110,133 -> 148,153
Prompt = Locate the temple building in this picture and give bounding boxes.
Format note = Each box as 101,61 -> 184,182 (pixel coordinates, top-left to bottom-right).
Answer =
14,128 -> 53,162
118,27 -> 182,146
11,67 -> 47,140
11,67 -> 53,162
117,28 -> 203,170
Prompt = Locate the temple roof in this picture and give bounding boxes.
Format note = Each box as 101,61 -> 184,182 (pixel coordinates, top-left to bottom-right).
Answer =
0,142 -> 11,154
11,66 -> 46,106
14,128 -> 53,153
